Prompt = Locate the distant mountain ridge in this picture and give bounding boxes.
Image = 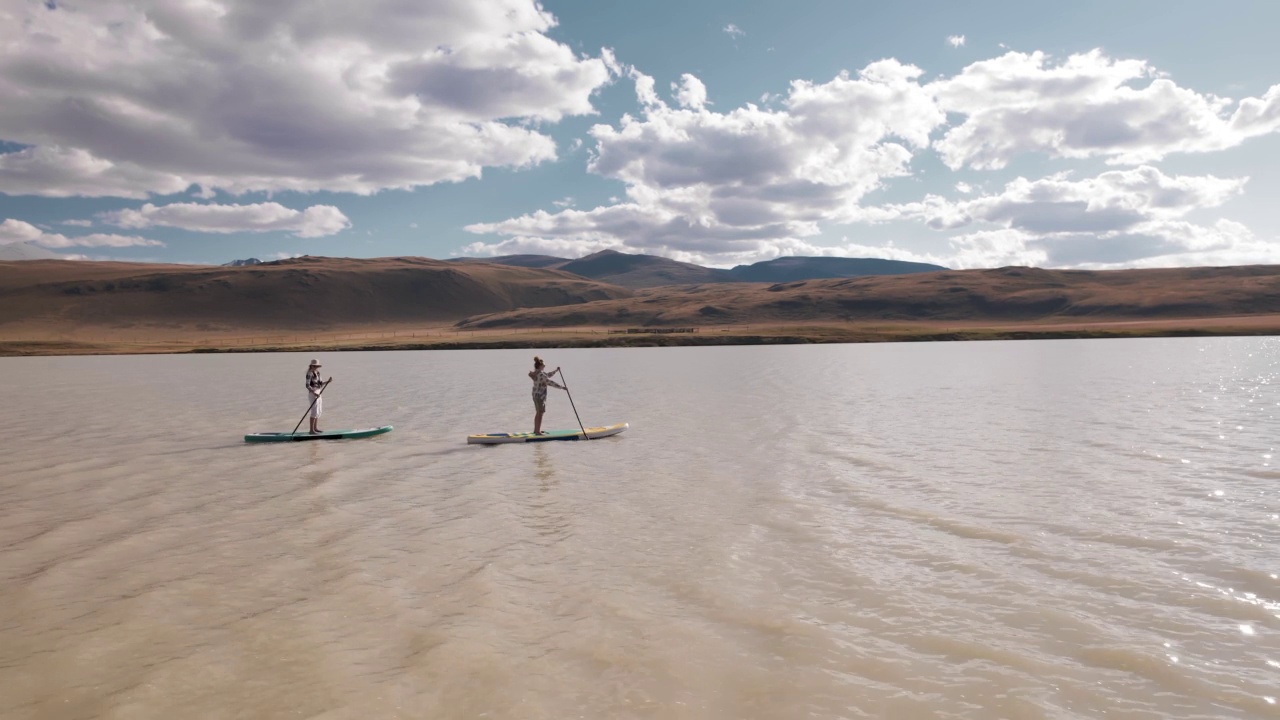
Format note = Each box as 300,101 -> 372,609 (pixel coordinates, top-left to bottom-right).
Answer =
452,249 -> 946,288
727,256 -> 945,282
223,258 -> 263,267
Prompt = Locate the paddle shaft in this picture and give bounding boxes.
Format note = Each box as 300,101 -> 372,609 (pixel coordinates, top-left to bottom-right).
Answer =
557,368 -> 590,440
292,378 -> 331,435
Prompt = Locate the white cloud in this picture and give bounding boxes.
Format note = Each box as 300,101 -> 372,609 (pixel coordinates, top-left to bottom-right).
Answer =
61,219 -> 94,227
0,0 -> 614,197
600,48 -> 622,77
552,197 -> 575,208
466,60 -> 946,265
948,219 -> 1280,270
860,166 -> 1276,268
700,235 -> 946,269
630,67 -> 662,107
946,229 -> 1047,268
100,202 -> 351,237
0,218 -> 162,248
37,233 -> 165,248
932,49 -> 1280,169
385,32 -> 609,122
0,146 -> 191,199
948,35 -> 966,48
868,166 -> 1246,232
0,218 -> 43,244
672,74 -> 709,109
464,48 -> 1280,268
457,235 -> 620,258
410,222 -> 419,229
723,24 -> 744,38
1078,221 -> 1280,268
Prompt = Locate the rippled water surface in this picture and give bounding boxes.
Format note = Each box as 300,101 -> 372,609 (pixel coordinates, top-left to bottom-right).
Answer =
1,338 -> 1278,719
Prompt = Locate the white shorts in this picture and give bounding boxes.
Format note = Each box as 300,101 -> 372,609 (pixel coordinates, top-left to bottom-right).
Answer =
307,393 -> 323,418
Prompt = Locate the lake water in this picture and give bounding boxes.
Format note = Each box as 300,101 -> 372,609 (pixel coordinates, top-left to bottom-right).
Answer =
1,338 -> 1277,719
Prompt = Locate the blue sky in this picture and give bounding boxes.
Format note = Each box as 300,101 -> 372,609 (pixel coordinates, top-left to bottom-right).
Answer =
1,0 -> 1279,269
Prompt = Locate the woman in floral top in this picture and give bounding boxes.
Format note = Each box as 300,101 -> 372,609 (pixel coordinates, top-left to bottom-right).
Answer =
528,355 -> 565,435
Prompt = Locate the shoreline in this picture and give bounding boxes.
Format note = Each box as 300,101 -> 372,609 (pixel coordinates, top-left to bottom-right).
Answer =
2,318 -> 1278,356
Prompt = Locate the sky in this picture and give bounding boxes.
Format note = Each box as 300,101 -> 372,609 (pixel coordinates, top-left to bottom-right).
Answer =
1,0 -> 1279,269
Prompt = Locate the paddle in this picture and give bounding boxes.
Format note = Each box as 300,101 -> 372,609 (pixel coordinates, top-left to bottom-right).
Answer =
292,378 -> 332,435
556,367 -> 590,440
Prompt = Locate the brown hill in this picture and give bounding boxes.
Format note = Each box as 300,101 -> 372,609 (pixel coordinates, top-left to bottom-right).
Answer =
7,259 -> 1280,355
0,256 -> 632,333
455,265 -> 1280,328
449,254 -> 569,269
451,250 -> 946,288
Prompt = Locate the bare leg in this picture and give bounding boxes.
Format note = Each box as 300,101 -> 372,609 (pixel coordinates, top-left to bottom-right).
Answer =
534,409 -> 544,434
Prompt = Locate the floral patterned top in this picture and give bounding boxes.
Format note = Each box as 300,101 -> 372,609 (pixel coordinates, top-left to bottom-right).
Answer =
531,369 -> 560,400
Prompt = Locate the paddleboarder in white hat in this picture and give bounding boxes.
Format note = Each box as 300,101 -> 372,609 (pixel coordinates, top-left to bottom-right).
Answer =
305,359 -> 330,434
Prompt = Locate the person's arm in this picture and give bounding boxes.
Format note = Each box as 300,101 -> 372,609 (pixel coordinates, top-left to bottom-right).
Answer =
548,380 -> 565,390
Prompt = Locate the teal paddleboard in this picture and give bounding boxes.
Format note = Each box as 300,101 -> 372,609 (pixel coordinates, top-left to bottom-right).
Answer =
467,422 -> 628,445
245,425 -> 393,443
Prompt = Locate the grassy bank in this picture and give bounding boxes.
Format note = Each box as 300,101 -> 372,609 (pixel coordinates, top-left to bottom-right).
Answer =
2,318 -> 1277,357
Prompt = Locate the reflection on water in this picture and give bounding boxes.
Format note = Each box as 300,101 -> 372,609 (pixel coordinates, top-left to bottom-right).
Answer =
1,339 -> 1278,719
533,443 -> 556,488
